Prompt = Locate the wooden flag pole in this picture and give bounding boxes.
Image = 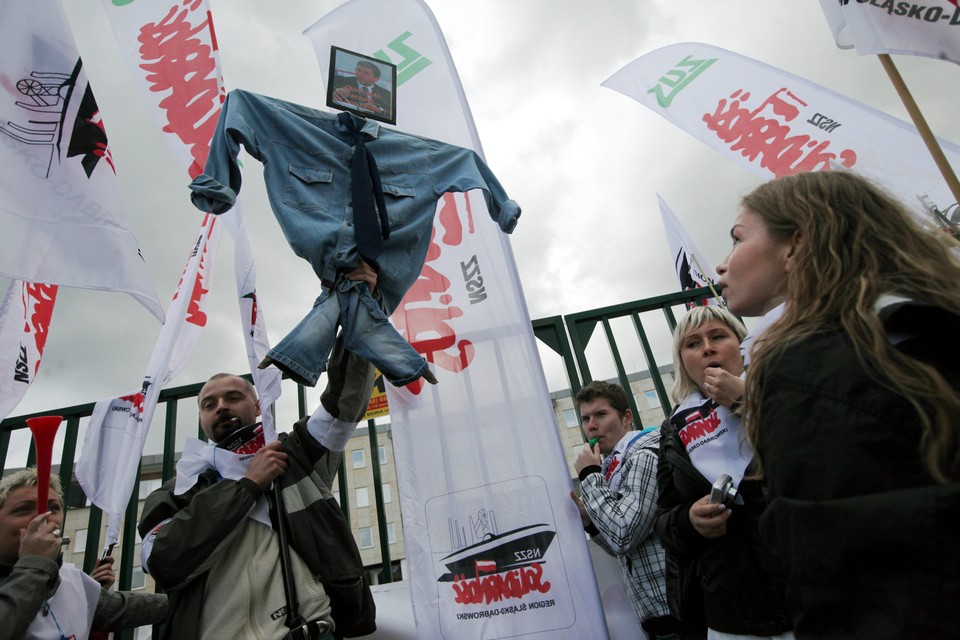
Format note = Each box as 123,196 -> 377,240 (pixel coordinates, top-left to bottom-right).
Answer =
877,54 -> 960,206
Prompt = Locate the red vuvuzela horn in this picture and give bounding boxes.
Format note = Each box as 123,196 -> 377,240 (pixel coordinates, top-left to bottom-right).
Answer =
26,416 -> 62,512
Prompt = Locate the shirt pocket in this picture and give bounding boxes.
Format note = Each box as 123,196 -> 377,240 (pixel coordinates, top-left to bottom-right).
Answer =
284,165 -> 333,212
381,182 -> 416,229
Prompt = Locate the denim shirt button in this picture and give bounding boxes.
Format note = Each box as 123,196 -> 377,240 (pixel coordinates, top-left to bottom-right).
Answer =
346,221 -> 352,227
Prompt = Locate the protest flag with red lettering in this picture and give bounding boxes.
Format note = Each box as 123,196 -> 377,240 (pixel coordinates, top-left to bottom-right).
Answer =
657,194 -> 719,307
98,0 -> 281,433
77,214 -> 220,545
603,42 -> 960,224
0,280 -> 57,420
306,2 -> 609,638
819,0 -> 960,66
77,0 -> 281,547
0,0 -> 162,321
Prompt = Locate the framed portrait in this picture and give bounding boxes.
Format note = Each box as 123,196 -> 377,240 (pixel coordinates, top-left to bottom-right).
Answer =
327,46 -> 397,125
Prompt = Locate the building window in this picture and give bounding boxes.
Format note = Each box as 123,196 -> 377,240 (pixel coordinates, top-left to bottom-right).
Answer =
73,528 -> 88,555
138,478 -> 161,500
563,408 -> 579,428
645,389 -> 660,408
382,483 -> 392,503
356,487 -> 369,508
359,527 -> 373,549
378,446 -> 387,465
387,522 -> 397,544
130,566 -> 146,590
352,449 -> 365,469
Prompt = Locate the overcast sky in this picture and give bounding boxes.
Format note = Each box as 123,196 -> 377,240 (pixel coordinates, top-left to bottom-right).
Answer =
4,1 -> 958,458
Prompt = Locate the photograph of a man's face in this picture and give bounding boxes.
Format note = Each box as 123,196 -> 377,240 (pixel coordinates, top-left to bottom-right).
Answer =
327,46 -> 397,124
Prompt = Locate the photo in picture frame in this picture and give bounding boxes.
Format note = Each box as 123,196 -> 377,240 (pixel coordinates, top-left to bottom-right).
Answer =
327,46 -> 397,125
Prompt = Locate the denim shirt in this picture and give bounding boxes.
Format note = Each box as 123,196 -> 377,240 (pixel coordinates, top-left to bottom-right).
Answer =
189,89 -> 521,313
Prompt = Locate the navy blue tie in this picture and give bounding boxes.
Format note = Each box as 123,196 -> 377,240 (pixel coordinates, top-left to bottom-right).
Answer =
338,112 -> 390,267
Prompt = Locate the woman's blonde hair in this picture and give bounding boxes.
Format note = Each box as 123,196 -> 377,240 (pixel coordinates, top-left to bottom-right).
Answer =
0,467 -> 63,508
671,305 -> 747,404
741,170 -> 960,481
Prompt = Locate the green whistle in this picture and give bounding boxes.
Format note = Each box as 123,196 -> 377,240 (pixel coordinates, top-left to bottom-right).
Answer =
589,437 -> 599,447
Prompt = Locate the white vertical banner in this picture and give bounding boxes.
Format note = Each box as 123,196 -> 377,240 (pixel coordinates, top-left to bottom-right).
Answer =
98,0 -> 282,437
78,0 -> 278,545
603,42 -> 960,224
306,2 -> 608,638
77,214 -> 219,545
819,0 -> 960,66
104,0 -> 281,430
0,280 -> 57,420
657,194 -> 718,305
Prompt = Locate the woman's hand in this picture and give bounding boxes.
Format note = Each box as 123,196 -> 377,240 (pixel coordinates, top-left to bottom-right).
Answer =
689,495 -> 732,538
703,366 -> 745,409
19,513 -> 63,561
89,556 -> 117,589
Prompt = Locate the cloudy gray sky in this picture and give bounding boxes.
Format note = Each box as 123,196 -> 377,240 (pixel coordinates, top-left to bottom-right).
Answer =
5,1 -> 958,457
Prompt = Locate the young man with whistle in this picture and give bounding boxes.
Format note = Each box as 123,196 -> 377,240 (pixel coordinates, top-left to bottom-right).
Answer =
570,380 -> 702,639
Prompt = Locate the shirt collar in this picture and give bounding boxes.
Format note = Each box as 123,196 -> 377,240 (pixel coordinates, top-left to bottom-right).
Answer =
608,426 -> 657,460
361,116 -> 381,139
609,430 -> 635,459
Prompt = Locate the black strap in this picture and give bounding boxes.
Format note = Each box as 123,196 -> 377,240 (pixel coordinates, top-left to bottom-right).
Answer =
268,481 -> 306,630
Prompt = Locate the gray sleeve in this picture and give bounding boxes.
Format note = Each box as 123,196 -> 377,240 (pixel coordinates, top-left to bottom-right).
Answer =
92,589 -> 169,631
320,329 -> 377,424
0,556 -> 59,640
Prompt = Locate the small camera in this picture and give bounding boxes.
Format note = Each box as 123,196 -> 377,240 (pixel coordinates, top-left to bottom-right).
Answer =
709,474 -> 738,507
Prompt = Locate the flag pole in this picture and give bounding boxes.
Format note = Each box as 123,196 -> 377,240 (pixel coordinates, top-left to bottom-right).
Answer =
691,255 -> 727,308
877,54 -> 960,206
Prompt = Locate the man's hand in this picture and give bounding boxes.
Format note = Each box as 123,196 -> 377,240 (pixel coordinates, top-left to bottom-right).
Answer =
90,555 -> 117,589
689,495 -> 732,538
19,513 -> 63,561
569,491 -> 592,529
344,259 -> 378,293
574,442 -> 602,475
245,440 -> 288,490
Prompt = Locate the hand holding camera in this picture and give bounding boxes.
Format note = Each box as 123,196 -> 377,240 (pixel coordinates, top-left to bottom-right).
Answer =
709,474 -> 738,507
689,475 -> 739,539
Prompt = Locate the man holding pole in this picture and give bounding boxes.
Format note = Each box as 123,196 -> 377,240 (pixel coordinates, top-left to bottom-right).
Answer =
138,269 -> 378,640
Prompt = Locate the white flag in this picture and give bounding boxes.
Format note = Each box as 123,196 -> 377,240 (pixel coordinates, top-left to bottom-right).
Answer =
0,0 -> 162,321
657,194 -> 718,306
77,0 -> 283,545
306,3 -> 608,638
819,0 -> 960,66
0,280 -> 57,420
77,215 -> 219,545
603,42 -> 960,224
99,0 -> 281,436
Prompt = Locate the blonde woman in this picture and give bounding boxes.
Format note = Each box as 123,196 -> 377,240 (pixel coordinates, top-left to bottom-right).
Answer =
656,305 -> 792,640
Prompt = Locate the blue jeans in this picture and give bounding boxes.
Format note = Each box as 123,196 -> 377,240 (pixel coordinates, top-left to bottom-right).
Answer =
267,276 -> 428,387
